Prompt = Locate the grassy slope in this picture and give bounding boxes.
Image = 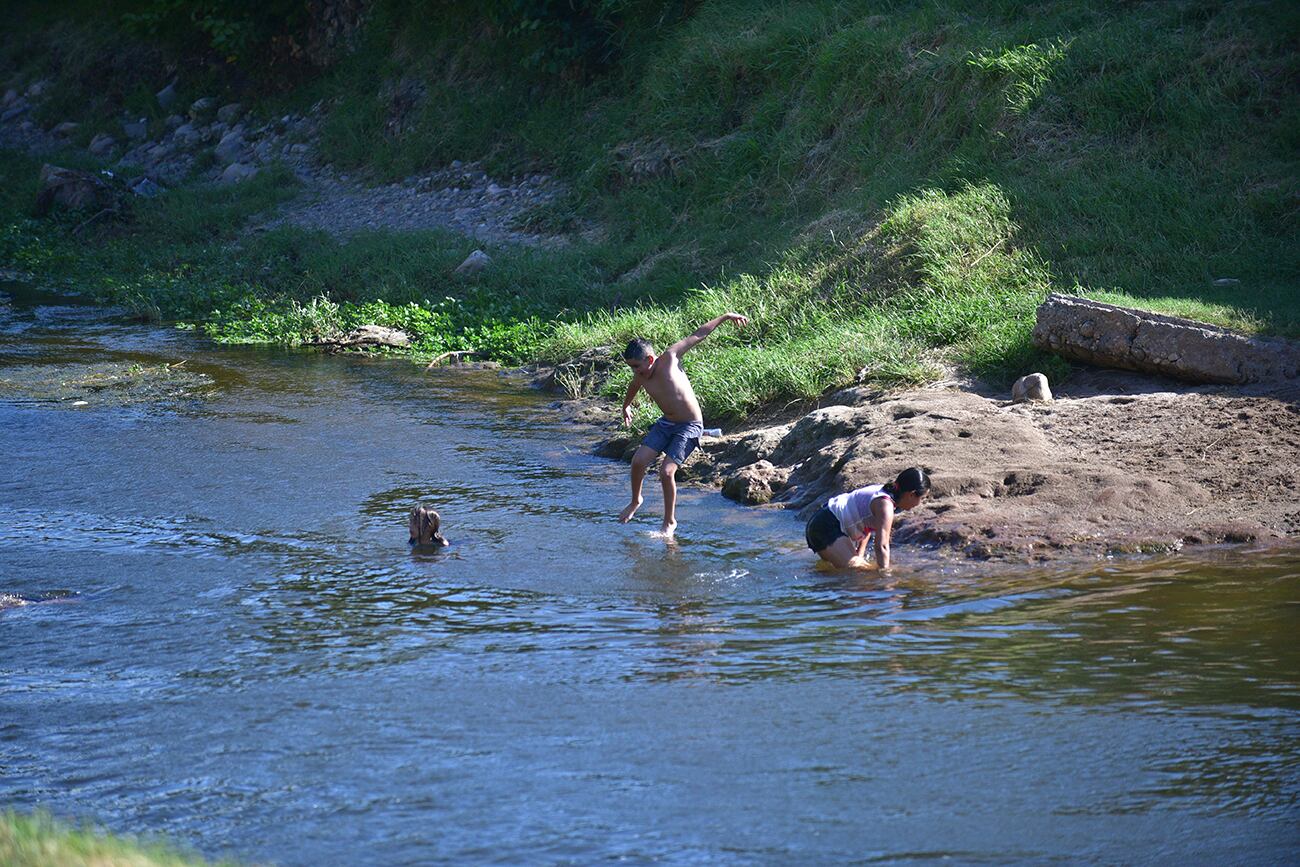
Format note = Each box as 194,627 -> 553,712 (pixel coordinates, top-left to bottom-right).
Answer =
0,811 -> 224,867
1,0 -> 1296,424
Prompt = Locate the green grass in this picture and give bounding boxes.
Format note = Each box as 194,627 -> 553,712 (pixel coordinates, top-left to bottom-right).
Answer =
0,810 -> 229,867
1,0 -> 1296,424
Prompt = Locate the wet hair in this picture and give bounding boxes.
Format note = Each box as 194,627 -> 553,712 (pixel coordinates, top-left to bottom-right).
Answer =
883,467 -> 931,500
624,338 -> 654,361
408,504 -> 448,547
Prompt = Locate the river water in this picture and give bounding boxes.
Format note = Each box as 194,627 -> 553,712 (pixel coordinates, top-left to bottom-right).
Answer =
2,281 -> 1297,864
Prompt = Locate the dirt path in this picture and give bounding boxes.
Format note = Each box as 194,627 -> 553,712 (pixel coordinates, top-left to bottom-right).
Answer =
251,158 -> 569,246
2,84 -> 574,247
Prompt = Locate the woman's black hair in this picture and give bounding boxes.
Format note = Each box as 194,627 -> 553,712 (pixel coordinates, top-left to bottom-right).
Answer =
883,466 -> 931,499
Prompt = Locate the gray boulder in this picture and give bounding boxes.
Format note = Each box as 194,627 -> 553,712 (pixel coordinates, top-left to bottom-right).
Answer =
310,325 -> 412,351
1033,293 -> 1300,384
172,123 -> 202,146
34,164 -> 121,216
216,102 -> 243,124
122,118 -> 148,140
218,162 -> 258,185
214,130 -> 244,165
129,176 -> 164,198
88,133 -> 116,156
156,81 -> 178,110
188,97 -> 216,121
2,100 -> 31,122
1011,373 -> 1052,403
722,461 -> 791,505
454,249 -> 492,275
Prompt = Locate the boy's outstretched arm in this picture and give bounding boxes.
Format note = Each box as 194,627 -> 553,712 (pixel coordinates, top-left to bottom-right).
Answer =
666,313 -> 749,357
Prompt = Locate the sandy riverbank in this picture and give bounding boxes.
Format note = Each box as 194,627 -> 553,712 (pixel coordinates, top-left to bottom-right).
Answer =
552,366 -> 1300,561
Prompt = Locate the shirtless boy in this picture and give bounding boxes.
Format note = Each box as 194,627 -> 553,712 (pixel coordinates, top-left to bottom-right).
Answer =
618,313 -> 749,539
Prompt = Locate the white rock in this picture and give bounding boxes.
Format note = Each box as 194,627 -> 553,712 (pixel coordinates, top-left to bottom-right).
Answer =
1011,372 -> 1053,403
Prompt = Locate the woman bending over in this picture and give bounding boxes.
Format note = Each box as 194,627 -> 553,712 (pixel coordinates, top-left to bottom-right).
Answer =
805,467 -> 931,569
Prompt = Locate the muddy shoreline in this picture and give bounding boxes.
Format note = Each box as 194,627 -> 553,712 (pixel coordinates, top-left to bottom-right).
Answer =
533,363 -> 1300,562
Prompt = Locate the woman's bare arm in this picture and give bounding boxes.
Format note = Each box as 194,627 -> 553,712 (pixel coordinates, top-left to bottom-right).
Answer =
874,500 -> 895,570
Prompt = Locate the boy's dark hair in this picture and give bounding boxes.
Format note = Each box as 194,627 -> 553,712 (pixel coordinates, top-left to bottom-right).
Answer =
884,467 -> 931,499
624,338 -> 654,360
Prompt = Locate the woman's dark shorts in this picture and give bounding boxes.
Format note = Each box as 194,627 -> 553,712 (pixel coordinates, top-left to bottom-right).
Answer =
805,506 -> 846,552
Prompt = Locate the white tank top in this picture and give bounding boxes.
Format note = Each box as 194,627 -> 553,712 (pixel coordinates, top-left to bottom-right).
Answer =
826,484 -> 893,542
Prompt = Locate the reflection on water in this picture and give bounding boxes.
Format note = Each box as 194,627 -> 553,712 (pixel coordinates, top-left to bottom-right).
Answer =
2,281 -> 1298,864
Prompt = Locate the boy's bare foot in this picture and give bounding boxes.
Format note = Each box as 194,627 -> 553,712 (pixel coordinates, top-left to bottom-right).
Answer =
659,520 -> 677,540
619,498 -> 643,523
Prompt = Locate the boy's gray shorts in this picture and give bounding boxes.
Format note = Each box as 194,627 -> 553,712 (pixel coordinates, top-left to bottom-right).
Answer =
642,418 -> 704,465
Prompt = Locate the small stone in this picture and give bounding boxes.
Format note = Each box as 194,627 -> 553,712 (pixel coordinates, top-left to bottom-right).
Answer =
172,123 -> 201,145
51,121 -> 79,136
1212,277 -> 1240,287
129,176 -> 164,198
189,97 -> 216,121
156,81 -> 178,110
288,143 -> 309,155
88,133 -> 116,156
25,80 -> 49,98
1,89 -> 17,107
1011,373 -> 1053,404
164,114 -> 183,129
218,162 -> 258,185
122,118 -> 148,140
216,102 -> 243,125
486,183 -> 505,196
2,102 -> 31,123
454,249 -> 492,275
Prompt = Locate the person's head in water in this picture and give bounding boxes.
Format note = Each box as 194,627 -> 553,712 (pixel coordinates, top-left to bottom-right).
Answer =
623,338 -> 656,379
883,467 -> 931,511
408,504 -> 448,548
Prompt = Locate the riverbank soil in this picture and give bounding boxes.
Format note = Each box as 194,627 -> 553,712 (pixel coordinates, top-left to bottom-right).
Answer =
579,367 -> 1300,561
